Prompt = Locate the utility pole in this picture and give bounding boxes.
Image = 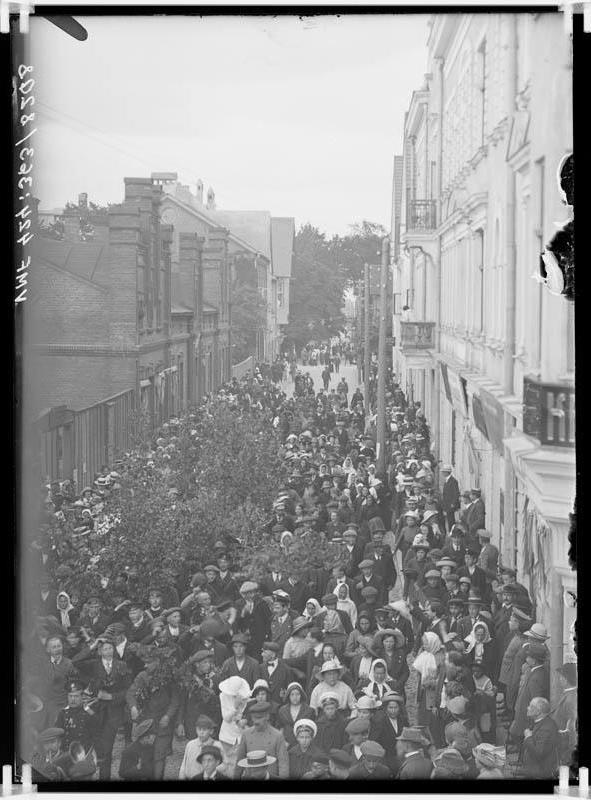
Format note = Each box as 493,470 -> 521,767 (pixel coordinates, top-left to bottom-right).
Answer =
363,262 -> 370,420
356,280 -> 363,386
376,237 -> 390,475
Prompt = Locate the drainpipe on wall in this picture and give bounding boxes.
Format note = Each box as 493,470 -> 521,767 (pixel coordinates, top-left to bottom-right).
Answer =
503,16 -> 518,395
434,56 -> 444,462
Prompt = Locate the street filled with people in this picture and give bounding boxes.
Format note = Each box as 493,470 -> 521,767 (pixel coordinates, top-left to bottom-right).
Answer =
23,337 -> 576,782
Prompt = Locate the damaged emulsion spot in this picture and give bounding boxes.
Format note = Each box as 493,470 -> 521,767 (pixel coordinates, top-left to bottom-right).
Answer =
535,153 -> 574,300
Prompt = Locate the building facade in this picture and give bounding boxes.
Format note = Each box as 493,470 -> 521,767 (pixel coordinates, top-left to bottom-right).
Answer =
391,13 -> 575,685
28,176 -> 230,486
158,177 -> 294,363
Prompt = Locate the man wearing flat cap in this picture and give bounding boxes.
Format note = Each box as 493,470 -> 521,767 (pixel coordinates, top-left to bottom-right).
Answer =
234,701 -> 289,779
348,739 -> 390,778
30,727 -> 71,781
355,559 -> 386,606
343,716 -> 370,763
218,633 -> 261,687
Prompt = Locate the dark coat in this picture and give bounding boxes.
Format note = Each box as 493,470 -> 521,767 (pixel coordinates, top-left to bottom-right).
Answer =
218,655 -> 261,688
315,712 -> 347,752
126,616 -> 153,643
349,762 -> 391,779
466,499 -> 486,537
115,640 -> 145,678
280,579 -> 309,614
84,658 -> 132,728
118,739 -> 155,780
396,751 -> 433,779
277,703 -> 316,747
371,711 -> 408,773
237,599 -> 272,658
442,475 -> 460,514
520,715 -> 560,778
362,547 -> 397,589
258,659 -> 297,705
288,743 -> 325,779
511,663 -> 550,738
457,566 -> 489,599
354,573 -> 386,606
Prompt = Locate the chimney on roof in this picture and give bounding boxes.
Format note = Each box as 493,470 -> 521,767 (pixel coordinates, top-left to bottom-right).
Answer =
206,187 -> 216,211
195,180 -> 203,205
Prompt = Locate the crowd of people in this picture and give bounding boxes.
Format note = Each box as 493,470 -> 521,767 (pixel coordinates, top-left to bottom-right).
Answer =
22,340 -> 576,782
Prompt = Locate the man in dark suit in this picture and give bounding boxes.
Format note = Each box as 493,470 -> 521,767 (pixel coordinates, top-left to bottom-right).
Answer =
218,633 -> 261,687
520,697 -> 560,778
395,727 -> 433,778
371,692 -> 409,774
466,489 -> 486,540
510,643 -> 550,739
442,528 -> 467,569
259,641 -> 296,704
457,548 -> 489,599
215,552 -> 240,602
259,558 -> 286,599
341,528 -> 364,579
237,581 -> 272,659
82,637 -> 132,780
440,465 -> 460,531
280,570 -> 309,614
355,560 -> 386,606
364,541 -> 397,594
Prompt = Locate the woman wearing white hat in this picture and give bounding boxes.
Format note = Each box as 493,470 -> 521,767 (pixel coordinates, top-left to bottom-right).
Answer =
217,676 -> 251,774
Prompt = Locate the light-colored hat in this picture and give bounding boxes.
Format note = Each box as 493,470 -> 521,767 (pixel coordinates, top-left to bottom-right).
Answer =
389,600 -> 412,621
524,623 -> 549,641
422,510 -> 438,523
218,676 -> 251,699
291,616 -> 313,635
440,464 -> 453,472
447,695 -> 468,715
473,742 -> 505,769
356,694 -> 382,710
360,740 -> 385,759
239,581 -> 258,594
319,658 -> 344,675
373,628 -> 405,648
293,718 -> 317,737
237,750 -> 277,769
436,558 -> 457,569
319,691 -> 340,707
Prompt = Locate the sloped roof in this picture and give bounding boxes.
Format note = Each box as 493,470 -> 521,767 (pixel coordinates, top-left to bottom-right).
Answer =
270,217 -> 295,278
211,210 -> 272,260
31,237 -> 108,286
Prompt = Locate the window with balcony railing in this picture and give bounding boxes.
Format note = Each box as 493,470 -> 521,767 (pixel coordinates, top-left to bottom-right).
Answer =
406,196 -> 437,231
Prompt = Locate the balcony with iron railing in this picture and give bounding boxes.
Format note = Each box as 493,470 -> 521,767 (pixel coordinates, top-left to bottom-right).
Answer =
406,198 -> 437,231
523,376 -> 575,448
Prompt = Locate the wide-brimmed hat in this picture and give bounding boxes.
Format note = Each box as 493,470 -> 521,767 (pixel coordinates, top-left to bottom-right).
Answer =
319,658 -> 344,675
524,623 -> 549,641
389,600 -> 412,621
238,750 -> 277,769
291,616 -> 314,635
381,691 -> 405,706
396,726 -> 430,745
356,695 -> 382,710
373,628 -> 405,648
436,558 -> 457,569
218,676 -> 251,699
422,510 -> 438,524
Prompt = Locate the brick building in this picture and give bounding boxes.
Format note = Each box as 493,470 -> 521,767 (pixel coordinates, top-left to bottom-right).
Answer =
27,176 -> 231,486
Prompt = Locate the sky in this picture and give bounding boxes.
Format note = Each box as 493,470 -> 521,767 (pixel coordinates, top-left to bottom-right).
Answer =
30,14 -> 429,236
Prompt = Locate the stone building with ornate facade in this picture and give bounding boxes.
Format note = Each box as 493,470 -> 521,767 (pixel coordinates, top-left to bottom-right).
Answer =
391,12 -> 575,684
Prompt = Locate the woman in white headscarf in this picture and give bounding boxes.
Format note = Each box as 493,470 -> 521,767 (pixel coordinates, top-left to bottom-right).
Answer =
342,456 -> 356,481
413,631 -> 446,736
302,598 -> 322,622
464,621 -> 495,678
56,591 -> 78,630
335,583 -> 357,628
